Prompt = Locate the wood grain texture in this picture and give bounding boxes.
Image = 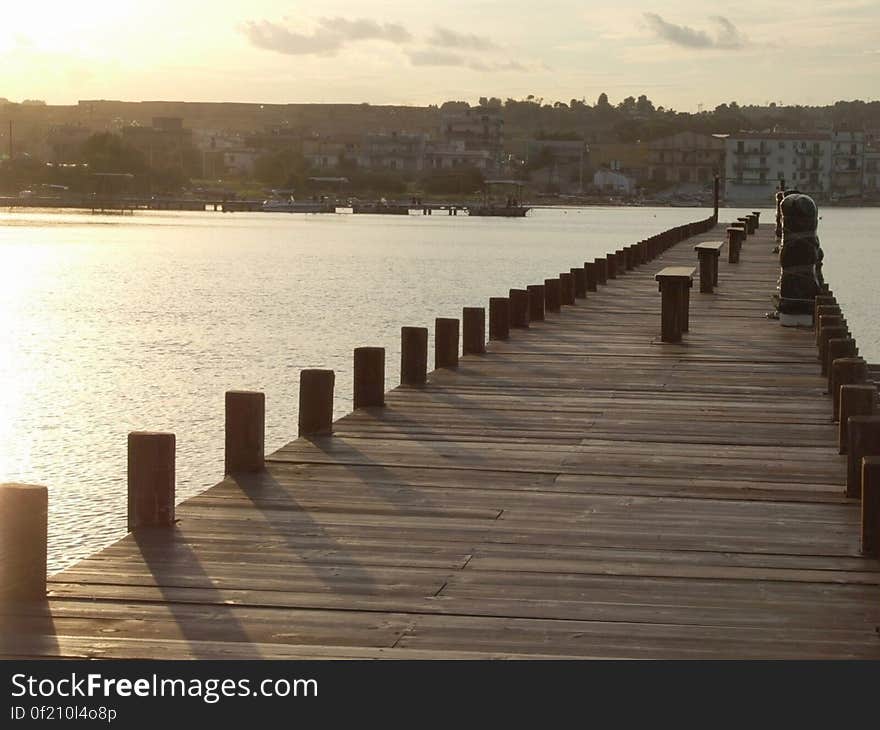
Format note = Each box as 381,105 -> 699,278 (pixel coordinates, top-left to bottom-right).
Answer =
4,222 -> 879,660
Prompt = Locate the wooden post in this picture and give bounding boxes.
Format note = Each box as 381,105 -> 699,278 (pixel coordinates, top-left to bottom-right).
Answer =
814,295 -> 837,324
818,326 -> 848,375
127,432 -> 175,530
625,246 -> 636,270
298,369 -> 334,437
572,267 -> 587,298
606,254 -> 617,279
615,250 -> 626,274
655,268 -> 695,343
401,326 -> 428,385
584,262 -> 598,292
435,318 -> 459,368
489,297 -> 510,340
861,457 -> 880,555
0,483 -> 48,601
509,289 -> 530,328
595,257 -> 608,285
726,228 -> 744,263
353,347 -> 385,408
559,272 -> 575,305
846,416 -> 880,498
462,307 -> 486,355
816,314 -> 845,347
526,285 -> 545,322
839,384 -> 876,453
826,344 -> 860,393
830,356 -> 866,420
225,390 -> 265,473
544,278 -> 562,313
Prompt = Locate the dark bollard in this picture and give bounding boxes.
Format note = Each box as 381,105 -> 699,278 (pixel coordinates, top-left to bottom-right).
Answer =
544,278 -> 562,313
353,347 -> 385,408
839,384 -> 876,453
584,262 -> 598,292
862,457 -> 880,556
489,297 -> 510,340
595,258 -> 608,285
526,285 -> 545,322
462,307 -> 486,355
298,370 -> 334,437
827,346 -> 868,398
127,431 -> 175,530
818,326 -> 848,376
401,326 -> 428,385
435,318 -> 460,368
572,267 -> 587,298
0,483 -> 48,601
509,289 -> 530,328
559,272 -> 575,305
225,390 -> 265,473
847,416 -> 880,498
606,254 -> 617,279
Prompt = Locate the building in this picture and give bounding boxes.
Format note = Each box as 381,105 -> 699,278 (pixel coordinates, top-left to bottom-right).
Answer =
830,130 -> 864,198
440,106 -> 503,171
302,136 -> 360,170
593,169 -> 636,195
46,124 -> 93,162
724,132 -> 831,204
525,139 -> 587,192
423,139 -> 493,171
588,142 -> 649,184
121,117 -> 196,173
357,132 -> 426,173
646,131 -> 725,189
222,149 -> 261,177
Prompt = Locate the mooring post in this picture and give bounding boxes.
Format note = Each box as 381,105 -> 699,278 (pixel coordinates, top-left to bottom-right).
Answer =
827,347 -> 861,396
816,314 -> 846,348
127,431 -> 175,530
595,258 -> 608,285
298,369 -> 335,437
401,326 -> 428,385
353,347 -> 385,408
655,267 -> 695,343
572,267 -> 587,298
0,483 -> 48,601
862,457 -> 880,556
818,326 -> 849,375
559,272 -> 576,305
839,384 -> 876,453
847,416 -> 880,498
606,254 -> 617,280
726,228 -> 744,263
544,278 -> 562,313
509,289 -> 530,328
584,262 -> 598,292
526,285 -> 545,322
435,318 -> 460,368
225,390 -> 265,473
489,297 -> 510,340
462,307 -> 486,355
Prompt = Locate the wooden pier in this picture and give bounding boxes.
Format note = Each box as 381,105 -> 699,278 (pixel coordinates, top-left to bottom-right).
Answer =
3,214 -> 880,659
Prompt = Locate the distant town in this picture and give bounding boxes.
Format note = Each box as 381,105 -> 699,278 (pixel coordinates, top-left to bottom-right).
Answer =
1,95 -> 879,207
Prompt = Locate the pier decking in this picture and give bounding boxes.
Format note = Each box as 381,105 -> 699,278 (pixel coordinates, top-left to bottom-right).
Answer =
3,222 -> 880,659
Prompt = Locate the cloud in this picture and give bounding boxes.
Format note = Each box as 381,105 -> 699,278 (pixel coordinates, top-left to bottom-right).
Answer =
643,13 -> 746,50
241,17 -> 411,56
407,49 -> 526,72
428,27 -> 496,51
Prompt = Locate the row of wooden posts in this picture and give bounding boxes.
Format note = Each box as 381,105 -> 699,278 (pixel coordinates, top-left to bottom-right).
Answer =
815,292 -> 880,555
3,211 -> 726,603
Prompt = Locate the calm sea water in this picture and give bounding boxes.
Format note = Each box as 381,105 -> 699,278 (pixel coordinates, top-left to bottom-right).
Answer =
0,205 -> 876,571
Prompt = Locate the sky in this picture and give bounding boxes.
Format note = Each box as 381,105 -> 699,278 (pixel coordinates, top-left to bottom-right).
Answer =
0,0 -> 877,111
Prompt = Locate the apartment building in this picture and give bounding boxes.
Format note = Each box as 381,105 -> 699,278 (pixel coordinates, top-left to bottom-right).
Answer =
647,132 -> 725,188
724,132 -> 832,204
830,130 -> 864,198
